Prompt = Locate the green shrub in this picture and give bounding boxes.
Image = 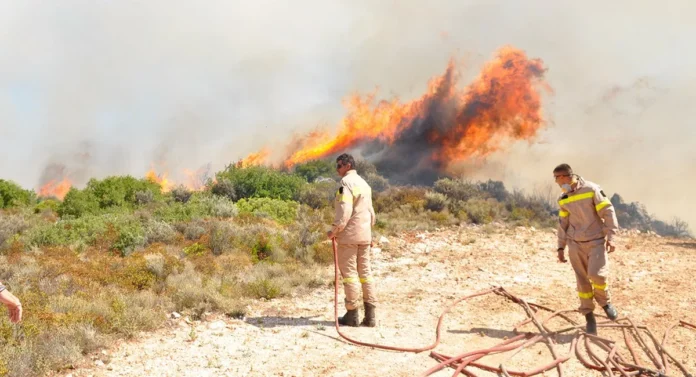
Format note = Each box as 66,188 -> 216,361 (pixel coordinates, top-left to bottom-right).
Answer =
210,179 -> 237,201
86,176 -> 161,209
183,242 -> 206,256
199,195 -> 238,218
215,165 -> 306,201
0,214 -> 29,249
478,180 -> 509,202
171,186 -> 192,203
293,159 -> 334,182
236,198 -> 299,225
365,172 -> 390,193
374,186 -> 427,213
433,178 -> 485,202
296,182 -> 333,209
58,188 -> 100,218
354,160 -> 378,176
208,222 -> 236,256
144,220 -> 176,245
183,223 -> 206,240
0,179 -> 33,209
424,192 -> 449,212
33,199 -> 60,215
462,199 -> 505,225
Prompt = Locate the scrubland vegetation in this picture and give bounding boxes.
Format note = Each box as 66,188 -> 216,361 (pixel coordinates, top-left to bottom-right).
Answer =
0,159 -> 690,376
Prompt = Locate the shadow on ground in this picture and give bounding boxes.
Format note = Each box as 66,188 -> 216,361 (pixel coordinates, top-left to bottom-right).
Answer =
447,327 -> 577,345
244,315 -> 334,329
666,241 -> 696,250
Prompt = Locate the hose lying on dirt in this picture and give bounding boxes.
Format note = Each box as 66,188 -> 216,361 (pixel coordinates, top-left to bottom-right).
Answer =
330,239 -> 696,376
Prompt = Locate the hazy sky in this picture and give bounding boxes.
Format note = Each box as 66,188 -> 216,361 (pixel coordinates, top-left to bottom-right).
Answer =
1,0 -> 694,226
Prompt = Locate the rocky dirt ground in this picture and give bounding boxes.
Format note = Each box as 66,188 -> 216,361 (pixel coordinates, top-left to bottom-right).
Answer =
54,224 -> 696,377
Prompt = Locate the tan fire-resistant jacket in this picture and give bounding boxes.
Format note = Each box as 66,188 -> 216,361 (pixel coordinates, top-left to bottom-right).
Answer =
332,170 -> 375,245
557,177 -> 619,249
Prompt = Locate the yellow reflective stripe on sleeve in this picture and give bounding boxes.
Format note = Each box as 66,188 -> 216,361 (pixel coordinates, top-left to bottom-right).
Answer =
341,195 -> 352,203
359,277 -> 373,283
578,291 -> 594,299
343,277 -> 359,284
592,282 -> 607,291
559,210 -> 569,218
558,192 -> 594,206
595,199 -> 611,212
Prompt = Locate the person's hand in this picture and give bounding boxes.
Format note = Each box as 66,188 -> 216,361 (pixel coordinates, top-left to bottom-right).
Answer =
7,303 -> 22,323
557,248 -> 567,263
327,231 -> 334,240
606,240 -> 616,253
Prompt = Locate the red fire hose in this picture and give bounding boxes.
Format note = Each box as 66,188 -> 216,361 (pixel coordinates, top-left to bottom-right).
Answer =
329,239 -> 696,377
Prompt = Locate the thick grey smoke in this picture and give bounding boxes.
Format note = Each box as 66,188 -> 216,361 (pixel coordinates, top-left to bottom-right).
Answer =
1,1 -> 694,227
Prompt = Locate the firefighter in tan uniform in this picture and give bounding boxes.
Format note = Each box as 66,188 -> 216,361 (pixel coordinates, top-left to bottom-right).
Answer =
327,153 -> 377,327
554,163 -> 619,335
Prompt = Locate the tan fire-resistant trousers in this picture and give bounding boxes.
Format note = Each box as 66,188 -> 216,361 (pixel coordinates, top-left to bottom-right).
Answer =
337,243 -> 377,310
568,238 -> 611,315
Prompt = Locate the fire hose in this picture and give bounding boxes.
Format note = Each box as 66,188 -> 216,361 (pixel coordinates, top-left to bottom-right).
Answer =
330,239 -> 696,376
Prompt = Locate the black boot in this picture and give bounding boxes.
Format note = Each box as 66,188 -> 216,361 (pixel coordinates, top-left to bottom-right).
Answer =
360,303 -> 376,327
603,303 -> 618,321
338,309 -> 359,327
585,312 -> 597,335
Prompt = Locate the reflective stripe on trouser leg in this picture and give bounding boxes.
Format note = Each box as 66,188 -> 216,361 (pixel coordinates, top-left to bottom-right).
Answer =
356,244 -> 377,305
587,238 -> 611,307
568,240 -> 595,315
337,243 -> 361,310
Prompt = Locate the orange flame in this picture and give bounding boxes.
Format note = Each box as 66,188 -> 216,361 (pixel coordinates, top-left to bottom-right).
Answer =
242,45 -> 550,174
145,168 -> 174,192
38,178 -> 72,200
237,148 -> 270,168
183,165 -> 214,191
431,46 -> 550,164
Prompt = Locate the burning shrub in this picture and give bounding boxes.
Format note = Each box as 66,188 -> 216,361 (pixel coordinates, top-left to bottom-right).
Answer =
293,159 -> 334,182
171,185 -> 192,203
210,178 -> 237,201
236,197 -> 299,225
424,192 -> 449,212
215,165 -> 305,201
0,179 -> 34,209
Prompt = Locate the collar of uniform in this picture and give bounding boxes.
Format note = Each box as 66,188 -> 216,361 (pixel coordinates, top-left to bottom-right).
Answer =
569,176 -> 587,193
345,169 -> 357,176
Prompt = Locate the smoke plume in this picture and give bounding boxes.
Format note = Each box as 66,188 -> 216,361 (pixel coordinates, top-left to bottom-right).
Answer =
1,0 -> 694,227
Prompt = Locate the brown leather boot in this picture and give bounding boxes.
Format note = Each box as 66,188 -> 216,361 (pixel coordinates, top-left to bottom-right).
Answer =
360,303 -> 376,327
338,309 -> 359,326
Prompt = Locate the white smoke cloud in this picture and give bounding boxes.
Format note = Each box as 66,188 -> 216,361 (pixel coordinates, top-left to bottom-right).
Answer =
1,0 -> 694,227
